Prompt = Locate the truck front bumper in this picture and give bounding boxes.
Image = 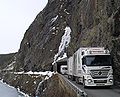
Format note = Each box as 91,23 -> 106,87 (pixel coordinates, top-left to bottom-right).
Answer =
84,75 -> 113,87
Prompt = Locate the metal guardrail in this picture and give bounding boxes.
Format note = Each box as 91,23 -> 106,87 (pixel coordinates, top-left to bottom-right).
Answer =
59,74 -> 87,97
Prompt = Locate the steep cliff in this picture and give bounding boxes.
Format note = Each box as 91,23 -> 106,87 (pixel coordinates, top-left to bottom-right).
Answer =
0,53 -> 16,70
15,0 -> 120,83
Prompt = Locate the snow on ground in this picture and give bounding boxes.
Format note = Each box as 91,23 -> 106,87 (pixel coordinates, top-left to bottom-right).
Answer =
14,71 -> 54,78
56,53 -> 67,62
53,26 -> 71,64
64,9 -> 70,14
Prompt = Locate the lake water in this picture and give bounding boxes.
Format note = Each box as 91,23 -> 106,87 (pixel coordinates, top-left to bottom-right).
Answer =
0,81 -> 18,97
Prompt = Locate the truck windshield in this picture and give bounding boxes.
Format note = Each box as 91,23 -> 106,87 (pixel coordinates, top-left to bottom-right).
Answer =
83,55 -> 111,66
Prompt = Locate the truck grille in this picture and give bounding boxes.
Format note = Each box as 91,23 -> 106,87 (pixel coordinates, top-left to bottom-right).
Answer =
90,69 -> 109,79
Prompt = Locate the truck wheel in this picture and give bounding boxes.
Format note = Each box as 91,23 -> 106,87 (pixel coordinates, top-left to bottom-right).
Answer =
68,75 -> 70,79
71,76 -> 73,80
72,76 -> 75,81
106,86 -> 111,89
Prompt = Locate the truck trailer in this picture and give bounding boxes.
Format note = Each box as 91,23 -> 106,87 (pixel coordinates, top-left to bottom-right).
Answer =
67,56 -> 73,79
67,47 -> 113,87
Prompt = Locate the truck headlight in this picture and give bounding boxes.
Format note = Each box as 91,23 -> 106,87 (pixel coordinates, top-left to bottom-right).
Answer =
87,79 -> 92,83
109,79 -> 113,83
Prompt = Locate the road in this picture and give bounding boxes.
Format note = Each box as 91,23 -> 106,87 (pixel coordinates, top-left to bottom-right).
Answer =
64,76 -> 120,97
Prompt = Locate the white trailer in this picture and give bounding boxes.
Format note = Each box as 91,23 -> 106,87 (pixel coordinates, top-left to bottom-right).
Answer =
67,47 -> 113,87
67,56 -> 74,79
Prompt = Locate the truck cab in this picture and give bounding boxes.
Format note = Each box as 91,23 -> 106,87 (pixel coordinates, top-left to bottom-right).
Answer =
80,48 -> 113,87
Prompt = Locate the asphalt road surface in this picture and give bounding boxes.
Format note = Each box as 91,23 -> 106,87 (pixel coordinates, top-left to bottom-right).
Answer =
65,76 -> 120,97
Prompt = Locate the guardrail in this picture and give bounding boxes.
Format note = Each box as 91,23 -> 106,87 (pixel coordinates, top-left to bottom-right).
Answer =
59,74 -> 87,97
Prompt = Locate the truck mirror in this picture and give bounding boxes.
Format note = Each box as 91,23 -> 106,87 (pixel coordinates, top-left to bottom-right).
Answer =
82,57 -> 85,65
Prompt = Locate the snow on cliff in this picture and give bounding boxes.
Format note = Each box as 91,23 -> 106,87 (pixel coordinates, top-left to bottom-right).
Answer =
53,26 -> 71,64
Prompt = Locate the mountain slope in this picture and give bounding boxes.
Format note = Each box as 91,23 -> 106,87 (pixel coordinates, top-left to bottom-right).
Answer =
15,0 -> 120,83
0,53 -> 16,70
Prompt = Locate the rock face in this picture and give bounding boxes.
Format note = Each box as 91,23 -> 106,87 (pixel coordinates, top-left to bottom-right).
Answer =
40,74 -> 76,97
15,0 -> 120,82
0,53 -> 16,70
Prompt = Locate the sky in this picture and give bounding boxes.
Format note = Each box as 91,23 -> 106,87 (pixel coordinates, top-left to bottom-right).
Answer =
0,0 -> 48,54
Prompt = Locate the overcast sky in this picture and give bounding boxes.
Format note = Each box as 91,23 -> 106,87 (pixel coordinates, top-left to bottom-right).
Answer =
0,0 -> 48,54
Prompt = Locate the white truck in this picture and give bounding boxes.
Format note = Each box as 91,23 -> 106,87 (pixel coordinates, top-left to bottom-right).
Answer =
67,47 -> 113,87
60,65 -> 67,74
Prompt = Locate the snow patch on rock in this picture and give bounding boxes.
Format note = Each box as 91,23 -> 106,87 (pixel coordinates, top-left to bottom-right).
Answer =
51,15 -> 58,23
14,71 -> 54,78
53,26 -> 71,64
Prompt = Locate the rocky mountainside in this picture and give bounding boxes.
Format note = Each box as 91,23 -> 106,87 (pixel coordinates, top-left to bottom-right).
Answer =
13,0 -> 120,83
0,53 -> 16,70
0,0 -> 120,96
